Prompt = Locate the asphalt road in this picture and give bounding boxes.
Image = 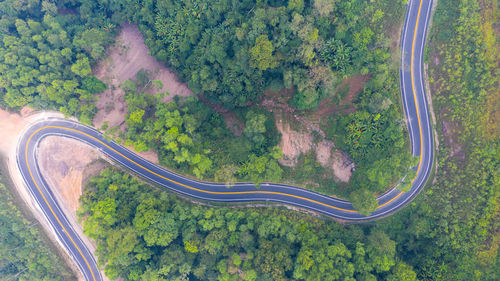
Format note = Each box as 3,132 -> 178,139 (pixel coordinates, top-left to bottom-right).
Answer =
15,1 -> 434,280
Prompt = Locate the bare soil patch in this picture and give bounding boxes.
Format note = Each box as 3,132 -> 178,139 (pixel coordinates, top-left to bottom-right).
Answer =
82,161 -> 108,191
264,87 -> 295,103
276,119 -> 312,167
129,146 -> 159,164
261,99 -> 325,137
330,151 -> 354,183
261,80 -> 360,182
315,141 -> 352,183
38,136 -> 100,213
315,140 -> 332,167
275,114 -> 353,182
339,74 -> 370,105
36,136 -> 112,281
312,74 -> 370,119
0,108 -> 29,156
92,23 -> 193,129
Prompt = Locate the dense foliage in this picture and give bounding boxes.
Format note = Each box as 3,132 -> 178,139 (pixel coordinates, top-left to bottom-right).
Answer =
3,1 -> 499,280
0,0 -> 112,123
384,0 -> 499,279
105,71 -> 283,185
0,171 -> 75,281
81,0 -> 499,280
323,81 -> 415,213
84,0 -> 406,110
90,0 -> 410,213
1,0 -> 412,213
80,168 -> 417,281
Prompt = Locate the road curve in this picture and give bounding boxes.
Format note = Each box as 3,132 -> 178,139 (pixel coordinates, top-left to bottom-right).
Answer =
15,1 -> 434,280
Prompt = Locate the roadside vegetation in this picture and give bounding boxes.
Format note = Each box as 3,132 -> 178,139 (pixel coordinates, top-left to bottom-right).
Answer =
387,0 -> 499,278
105,71 -> 282,186
80,167 -> 417,281
0,169 -> 75,280
1,0 -> 498,280
0,0 -> 413,212
80,0 -> 500,280
119,0 -> 413,211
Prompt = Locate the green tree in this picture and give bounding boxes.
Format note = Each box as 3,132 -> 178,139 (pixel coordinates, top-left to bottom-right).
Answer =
350,189 -> 378,215
249,35 -> 278,71
366,230 -> 396,272
0,174 -> 74,281
243,110 -> 267,145
288,0 -> 304,13
127,109 -> 145,127
82,76 -> 107,94
71,56 -> 92,77
81,167 -> 428,281
240,154 -> 283,186
387,262 -> 417,281
214,165 -> 239,188
245,269 -> 258,281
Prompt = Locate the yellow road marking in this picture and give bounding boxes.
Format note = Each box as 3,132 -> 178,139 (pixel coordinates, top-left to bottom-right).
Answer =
20,3 -> 430,281
382,0 -> 427,208
378,190 -> 404,208
23,15 -> 428,281
29,126 -> 358,213
411,0 -> 425,176
25,133 -> 97,281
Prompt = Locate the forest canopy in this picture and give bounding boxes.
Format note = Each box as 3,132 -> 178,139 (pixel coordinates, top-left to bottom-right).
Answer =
0,1 -> 412,211
85,0 -> 499,279
127,0 -> 403,110
0,0 -> 114,123
0,171 -> 75,281
0,0 -> 498,280
80,168 -> 417,281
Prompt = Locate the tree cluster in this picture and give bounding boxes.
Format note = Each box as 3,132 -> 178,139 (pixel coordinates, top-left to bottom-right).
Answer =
107,70 -> 284,186
0,172 -> 75,281
322,72 -> 414,213
81,0 -> 405,111
80,168 -> 418,281
0,0 -> 112,123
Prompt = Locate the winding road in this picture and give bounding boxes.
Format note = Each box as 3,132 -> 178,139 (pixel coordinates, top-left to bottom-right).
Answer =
15,1 -> 434,280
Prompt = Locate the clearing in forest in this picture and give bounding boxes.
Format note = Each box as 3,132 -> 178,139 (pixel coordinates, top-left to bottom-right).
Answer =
92,23 -> 193,130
